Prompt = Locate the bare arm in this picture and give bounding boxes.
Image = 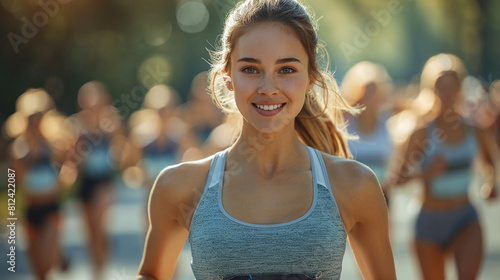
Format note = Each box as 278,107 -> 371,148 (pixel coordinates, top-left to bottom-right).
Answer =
475,126 -> 499,199
324,156 -> 396,279
348,164 -> 396,279
136,159 -> 211,279
136,169 -> 189,279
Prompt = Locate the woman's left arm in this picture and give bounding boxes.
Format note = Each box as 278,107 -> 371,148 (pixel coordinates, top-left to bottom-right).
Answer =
475,126 -> 499,200
328,159 -> 396,279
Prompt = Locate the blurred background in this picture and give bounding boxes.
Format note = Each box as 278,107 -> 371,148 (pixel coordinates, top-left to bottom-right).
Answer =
0,0 -> 499,279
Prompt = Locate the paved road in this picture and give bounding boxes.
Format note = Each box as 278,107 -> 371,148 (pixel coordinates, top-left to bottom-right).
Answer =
1,178 -> 499,280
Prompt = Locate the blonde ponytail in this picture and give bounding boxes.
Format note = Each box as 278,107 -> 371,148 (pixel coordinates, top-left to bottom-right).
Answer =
296,70 -> 356,158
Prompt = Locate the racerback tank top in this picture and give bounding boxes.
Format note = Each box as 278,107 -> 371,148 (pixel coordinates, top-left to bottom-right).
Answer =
188,146 -> 347,280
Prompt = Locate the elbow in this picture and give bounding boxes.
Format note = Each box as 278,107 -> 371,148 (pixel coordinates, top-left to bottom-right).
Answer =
136,269 -> 159,280
136,274 -> 158,280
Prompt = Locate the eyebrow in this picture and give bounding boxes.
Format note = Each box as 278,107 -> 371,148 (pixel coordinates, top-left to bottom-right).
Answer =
236,57 -> 302,64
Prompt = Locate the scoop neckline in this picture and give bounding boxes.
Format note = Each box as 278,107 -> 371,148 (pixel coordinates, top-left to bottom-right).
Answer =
217,146 -> 318,228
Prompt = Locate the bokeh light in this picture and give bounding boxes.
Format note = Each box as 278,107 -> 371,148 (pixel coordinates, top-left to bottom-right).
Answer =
4,111 -> 27,139
141,18 -> 173,46
137,55 -> 171,89
176,0 -> 210,34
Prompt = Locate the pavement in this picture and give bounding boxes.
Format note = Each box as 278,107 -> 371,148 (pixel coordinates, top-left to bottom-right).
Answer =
1,178 -> 499,280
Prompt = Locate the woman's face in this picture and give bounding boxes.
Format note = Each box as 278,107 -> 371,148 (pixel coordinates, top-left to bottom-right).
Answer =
228,22 -> 313,133
435,72 -> 461,111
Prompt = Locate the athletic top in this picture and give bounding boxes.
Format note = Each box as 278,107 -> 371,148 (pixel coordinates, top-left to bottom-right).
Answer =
189,146 -> 346,280
81,137 -> 114,179
422,122 -> 478,199
347,115 -> 392,182
23,142 -> 58,194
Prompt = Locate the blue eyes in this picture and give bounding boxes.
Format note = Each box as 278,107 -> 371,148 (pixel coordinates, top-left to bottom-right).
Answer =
280,68 -> 295,74
242,67 -> 258,74
241,67 -> 296,75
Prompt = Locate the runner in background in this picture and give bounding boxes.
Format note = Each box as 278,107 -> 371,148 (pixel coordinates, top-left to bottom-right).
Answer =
341,61 -> 394,203
8,89 -> 71,279
389,53 -> 498,280
64,81 -> 124,280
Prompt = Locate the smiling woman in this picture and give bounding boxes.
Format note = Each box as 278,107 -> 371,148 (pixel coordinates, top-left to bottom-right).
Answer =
136,1 -> 396,279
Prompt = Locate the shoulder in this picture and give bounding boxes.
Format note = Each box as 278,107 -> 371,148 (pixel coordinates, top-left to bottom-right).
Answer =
409,125 -> 430,143
155,155 -> 214,194
149,154 -> 216,228
471,124 -> 497,155
319,152 -> 385,231
471,124 -> 489,138
320,153 -> 380,195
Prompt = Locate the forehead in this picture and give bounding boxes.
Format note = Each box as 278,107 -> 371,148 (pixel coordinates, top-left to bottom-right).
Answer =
231,22 -> 308,62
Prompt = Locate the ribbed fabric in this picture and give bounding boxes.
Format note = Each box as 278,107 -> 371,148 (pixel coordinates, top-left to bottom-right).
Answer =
188,146 -> 346,280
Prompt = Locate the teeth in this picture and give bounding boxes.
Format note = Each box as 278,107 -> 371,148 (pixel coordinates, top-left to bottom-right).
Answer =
256,104 -> 283,111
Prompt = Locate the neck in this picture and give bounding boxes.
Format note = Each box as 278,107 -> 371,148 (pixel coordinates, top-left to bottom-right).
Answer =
357,107 -> 379,134
229,121 -> 308,177
436,108 -> 460,124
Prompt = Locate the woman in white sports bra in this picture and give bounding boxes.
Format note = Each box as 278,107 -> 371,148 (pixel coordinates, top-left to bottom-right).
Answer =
391,53 -> 499,279
137,1 -> 395,279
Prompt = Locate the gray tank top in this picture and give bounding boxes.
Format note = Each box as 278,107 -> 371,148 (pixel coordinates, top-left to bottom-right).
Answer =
188,146 -> 347,280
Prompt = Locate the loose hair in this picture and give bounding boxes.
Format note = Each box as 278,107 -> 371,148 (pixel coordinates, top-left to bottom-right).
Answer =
209,0 -> 357,158
420,53 -> 467,92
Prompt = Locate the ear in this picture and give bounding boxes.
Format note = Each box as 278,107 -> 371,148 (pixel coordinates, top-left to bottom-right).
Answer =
223,74 -> 234,91
307,63 -> 319,92
307,79 -> 315,92
307,76 -> 315,92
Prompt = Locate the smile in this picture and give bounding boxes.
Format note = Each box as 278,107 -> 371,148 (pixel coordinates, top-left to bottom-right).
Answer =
253,103 -> 285,111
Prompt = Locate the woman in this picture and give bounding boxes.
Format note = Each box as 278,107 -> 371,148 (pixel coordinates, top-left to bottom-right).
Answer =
391,53 -> 498,279
66,81 -> 123,279
341,61 -> 394,200
9,89 -> 69,279
128,84 -> 183,187
137,0 -> 395,279
126,84 -> 183,234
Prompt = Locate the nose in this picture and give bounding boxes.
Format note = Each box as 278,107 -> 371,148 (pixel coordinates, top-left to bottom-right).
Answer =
258,73 -> 278,96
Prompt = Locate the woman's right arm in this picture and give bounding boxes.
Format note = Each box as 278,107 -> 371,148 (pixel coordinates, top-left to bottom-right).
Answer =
136,160 -> 210,279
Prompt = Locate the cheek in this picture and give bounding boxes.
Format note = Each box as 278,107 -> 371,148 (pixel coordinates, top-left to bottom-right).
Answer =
232,72 -> 256,93
232,80 -> 253,107
284,78 -> 308,99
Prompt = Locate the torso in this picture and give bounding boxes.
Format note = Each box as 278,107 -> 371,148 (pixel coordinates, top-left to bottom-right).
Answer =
348,114 -> 392,182
419,121 -> 478,209
21,140 -> 60,203
187,146 -> 348,279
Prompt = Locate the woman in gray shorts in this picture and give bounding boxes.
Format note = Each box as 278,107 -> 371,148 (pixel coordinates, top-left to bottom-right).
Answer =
391,53 -> 498,279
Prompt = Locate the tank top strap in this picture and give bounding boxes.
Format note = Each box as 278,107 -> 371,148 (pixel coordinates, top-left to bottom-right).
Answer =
306,146 -> 326,187
206,148 -> 229,189
306,147 -> 336,196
